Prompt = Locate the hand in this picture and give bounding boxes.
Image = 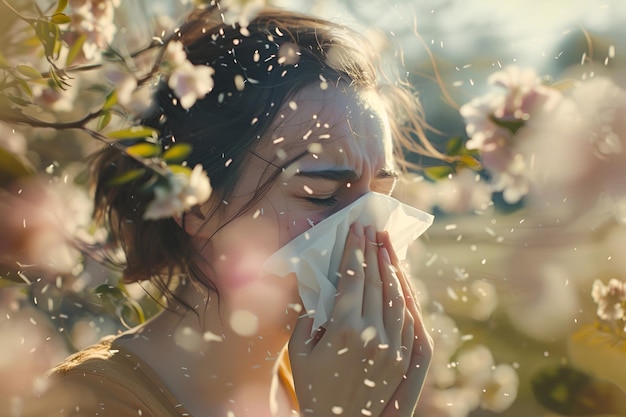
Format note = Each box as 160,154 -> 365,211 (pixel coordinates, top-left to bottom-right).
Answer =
377,230 -> 433,416
288,222 -> 432,417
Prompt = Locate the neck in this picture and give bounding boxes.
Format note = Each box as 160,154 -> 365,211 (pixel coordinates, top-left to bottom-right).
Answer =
121,279 -> 300,416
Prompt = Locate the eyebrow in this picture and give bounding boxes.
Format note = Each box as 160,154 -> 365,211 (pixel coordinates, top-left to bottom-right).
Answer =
295,168 -> 397,182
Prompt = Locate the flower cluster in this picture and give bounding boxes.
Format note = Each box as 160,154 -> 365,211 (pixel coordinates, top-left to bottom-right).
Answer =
144,164 -> 213,220
0,176 -> 94,275
460,66 -> 562,204
65,0 -> 121,63
461,66 -> 626,217
523,77 -> 626,217
592,278 -> 626,336
164,41 -> 216,110
415,312 -> 519,417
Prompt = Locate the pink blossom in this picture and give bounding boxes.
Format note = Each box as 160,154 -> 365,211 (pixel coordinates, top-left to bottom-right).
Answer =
520,76 -> 626,215
31,82 -> 78,113
0,177 -> 92,275
65,0 -> 119,62
460,66 -> 563,203
168,61 -> 215,109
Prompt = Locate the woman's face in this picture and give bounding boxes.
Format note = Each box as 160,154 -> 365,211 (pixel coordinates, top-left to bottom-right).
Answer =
188,83 -> 397,336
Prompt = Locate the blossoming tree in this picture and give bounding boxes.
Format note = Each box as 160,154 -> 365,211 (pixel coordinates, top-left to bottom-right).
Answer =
1,0 -> 626,416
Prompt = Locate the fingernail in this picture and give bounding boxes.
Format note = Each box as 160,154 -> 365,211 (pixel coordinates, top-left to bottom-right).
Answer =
365,225 -> 376,242
353,222 -> 364,237
380,247 -> 391,264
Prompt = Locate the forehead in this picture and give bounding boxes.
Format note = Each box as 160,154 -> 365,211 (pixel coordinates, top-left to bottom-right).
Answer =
258,83 -> 393,173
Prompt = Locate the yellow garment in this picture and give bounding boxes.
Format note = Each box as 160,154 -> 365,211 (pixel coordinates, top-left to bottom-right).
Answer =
12,336 -> 297,417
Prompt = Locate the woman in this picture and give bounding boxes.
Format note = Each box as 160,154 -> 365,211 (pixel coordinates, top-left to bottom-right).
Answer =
15,4 -> 433,417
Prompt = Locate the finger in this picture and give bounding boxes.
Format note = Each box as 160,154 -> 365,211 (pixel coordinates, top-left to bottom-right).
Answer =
381,319 -> 432,417
379,245 -> 405,349
383,229 -> 431,367
362,226 -> 384,323
378,234 -> 433,416
378,231 -> 421,314
331,221 -> 366,322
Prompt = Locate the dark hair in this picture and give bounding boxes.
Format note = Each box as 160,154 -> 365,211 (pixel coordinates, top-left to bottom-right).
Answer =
91,5 -> 432,302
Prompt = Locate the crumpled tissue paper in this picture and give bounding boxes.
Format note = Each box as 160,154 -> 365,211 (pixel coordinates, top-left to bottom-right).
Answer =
262,192 -> 434,334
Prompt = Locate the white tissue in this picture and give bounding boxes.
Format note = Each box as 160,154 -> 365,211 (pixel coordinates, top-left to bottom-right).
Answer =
262,192 -> 434,334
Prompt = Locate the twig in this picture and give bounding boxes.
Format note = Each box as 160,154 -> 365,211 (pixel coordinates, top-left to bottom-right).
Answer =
1,0 -> 33,23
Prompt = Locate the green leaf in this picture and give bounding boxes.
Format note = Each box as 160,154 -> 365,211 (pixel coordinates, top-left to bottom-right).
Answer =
489,114 -> 525,135
423,165 -> 453,181
102,90 -> 118,111
0,147 -> 36,187
445,136 -> 464,156
50,13 -> 71,25
127,143 -> 160,158
51,23 -> 62,59
6,95 -> 32,106
163,143 -> 192,163
35,20 -> 61,58
54,0 -> 69,14
15,78 -> 33,97
49,66 -> 66,90
66,34 -> 86,66
35,21 -> 54,57
97,111 -> 112,131
457,154 -> 482,170
168,164 -> 191,176
16,65 -> 42,79
107,126 -> 159,140
531,365 -> 626,415
106,168 -> 146,186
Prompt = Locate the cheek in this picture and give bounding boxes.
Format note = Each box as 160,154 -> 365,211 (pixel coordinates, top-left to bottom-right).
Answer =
209,208 -> 301,335
212,214 -> 282,289
282,212 -> 326,243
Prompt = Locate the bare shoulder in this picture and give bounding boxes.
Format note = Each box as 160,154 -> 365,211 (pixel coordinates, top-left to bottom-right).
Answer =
10,336 -> 184,417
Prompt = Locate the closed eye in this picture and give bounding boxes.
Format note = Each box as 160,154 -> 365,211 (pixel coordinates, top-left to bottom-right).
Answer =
304,195 -> 338,207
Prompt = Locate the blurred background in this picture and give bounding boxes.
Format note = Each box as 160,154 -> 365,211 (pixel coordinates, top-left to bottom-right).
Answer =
1,0 -> 626,416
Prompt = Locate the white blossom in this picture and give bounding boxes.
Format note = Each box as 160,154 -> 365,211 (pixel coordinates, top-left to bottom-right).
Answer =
66,0 -> 120,62
164,41 -> 188,69
104,66 -> 137,104
103,66 -> 154,116
144,164 -> 212,220
481,364 -> 519,412
220,0 -> 265,28
168,61 -> 215,109
592,278 -> 626,321
456,344 -> 494,386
